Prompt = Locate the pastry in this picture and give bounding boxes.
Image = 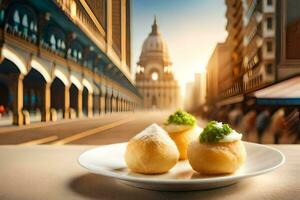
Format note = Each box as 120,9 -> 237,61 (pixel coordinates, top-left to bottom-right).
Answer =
125,124 -> 179,174
164,110 -> 201,160
187,121 -> 246,174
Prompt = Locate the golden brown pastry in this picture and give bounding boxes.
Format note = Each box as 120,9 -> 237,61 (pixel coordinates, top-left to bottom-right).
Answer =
164,110 -> 201,160
187,121 -> 246,174
125,124 -> 179,174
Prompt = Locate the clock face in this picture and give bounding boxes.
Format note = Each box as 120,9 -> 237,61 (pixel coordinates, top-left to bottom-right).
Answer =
151,72 -> 158,81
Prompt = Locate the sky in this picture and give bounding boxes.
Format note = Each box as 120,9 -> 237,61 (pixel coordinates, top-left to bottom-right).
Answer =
132,0 -> 228,95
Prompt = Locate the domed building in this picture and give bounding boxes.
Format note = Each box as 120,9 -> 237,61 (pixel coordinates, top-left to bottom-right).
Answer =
136,17 -> 180,109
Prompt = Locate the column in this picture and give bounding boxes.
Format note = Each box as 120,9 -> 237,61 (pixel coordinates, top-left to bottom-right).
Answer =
87,92 -> 93,118
100,95 -> 104,114
115,97 -> 118,112
98,94 -> 102,115
106,0 -> 113,49
12,74 -> 24,126
105,95 -> 109,114
111,97 -> 115,112
77,89 -> 83,117
125,101 -> 128,111
121,0 -> 127,68
41,82 -> 50,122
63,86 -> 70,119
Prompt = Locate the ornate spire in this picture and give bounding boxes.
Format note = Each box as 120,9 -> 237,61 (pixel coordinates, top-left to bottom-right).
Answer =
150,15 -> 159,35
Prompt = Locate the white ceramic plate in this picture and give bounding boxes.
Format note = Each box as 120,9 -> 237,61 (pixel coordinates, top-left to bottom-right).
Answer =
78,142 -> 285,191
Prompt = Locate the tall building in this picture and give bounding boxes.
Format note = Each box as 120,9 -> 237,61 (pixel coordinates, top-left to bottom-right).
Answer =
135,18 -> 180,110
194,72 -> 206,107
206,0 -> 300,108
206,43 -> 230,104
225,0 -> 244,97
0,0 -> 141,125
275,0 -> 300,80
184,82 -> 195,111
184,73 -> 206,111
242,0 -> 276,92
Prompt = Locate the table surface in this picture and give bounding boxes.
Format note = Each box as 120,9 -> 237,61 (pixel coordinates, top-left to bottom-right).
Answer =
0,144 -> 299,200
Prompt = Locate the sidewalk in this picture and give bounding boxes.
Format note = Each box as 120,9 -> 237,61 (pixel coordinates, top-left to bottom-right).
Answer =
0,113 -> 132,134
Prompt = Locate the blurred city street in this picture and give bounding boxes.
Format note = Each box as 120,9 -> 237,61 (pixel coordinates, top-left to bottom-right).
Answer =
0,0 -> 299,199
0,111 -> 207,145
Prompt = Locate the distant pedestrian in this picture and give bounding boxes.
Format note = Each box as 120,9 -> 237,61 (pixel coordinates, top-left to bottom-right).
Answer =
284,108 -> 300,143
270,108 -> 286,144
240,110 -> 256,135
228,106 -> 243,127
255,110 -> 271,143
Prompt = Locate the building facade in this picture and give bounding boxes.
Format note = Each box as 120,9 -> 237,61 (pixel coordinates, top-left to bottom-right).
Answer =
135,18 -> 180,110
206,0 -> 300,108
206,43 -> 231,104
184,73 -> 206,111
184,81 -> 195,111
194,72 -> 206,108
225,0 -> 244,97
0,0 -> 141,125
242,0 -> 276,92
276,0 -> 300,80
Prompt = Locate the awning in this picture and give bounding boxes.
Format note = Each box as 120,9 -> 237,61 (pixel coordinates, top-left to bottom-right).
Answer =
251,76 -> 300,105
216,95 -> 244,107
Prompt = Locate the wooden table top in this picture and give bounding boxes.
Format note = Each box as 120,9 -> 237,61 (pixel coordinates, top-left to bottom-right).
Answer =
0,144 -> 299,200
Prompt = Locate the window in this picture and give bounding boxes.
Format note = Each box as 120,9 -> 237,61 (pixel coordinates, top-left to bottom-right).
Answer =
266,64 -> 273,74
50,34 -> 56,50
266,17 -> 272,29
266,41 -> 272,52
13,10 -> 20,24
267,0 -> 272,5
151,72 -> 158,81
22,14 -> 28,27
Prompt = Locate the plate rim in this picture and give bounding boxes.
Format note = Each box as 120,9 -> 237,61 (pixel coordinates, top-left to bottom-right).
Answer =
78,141 -> 285,184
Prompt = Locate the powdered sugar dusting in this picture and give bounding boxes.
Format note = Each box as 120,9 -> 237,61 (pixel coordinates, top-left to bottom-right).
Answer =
133,123 -> 174,143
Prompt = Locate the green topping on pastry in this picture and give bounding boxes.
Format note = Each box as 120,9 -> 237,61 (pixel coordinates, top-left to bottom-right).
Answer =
165,110 -> 196,126
199,121 -> 232,143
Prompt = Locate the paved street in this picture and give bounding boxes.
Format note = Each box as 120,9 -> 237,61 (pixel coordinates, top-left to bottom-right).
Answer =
0,111 -> 206,146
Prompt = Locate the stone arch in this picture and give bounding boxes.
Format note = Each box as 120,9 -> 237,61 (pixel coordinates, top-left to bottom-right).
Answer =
145,64 -> 162,80
82,78 -> 93,117
69,83 -> 79,118
98,86 -> 106,114
50,77 -> 65,120
119,98 -> 123,112
115,95 -> 120,112
82,78 -> 93,94
110,93 -> 115,113
69,74 -> 82,118
92,83 -> 100,115
151,95 -> 157,109
1,46 -> 27,74
0,58 -> 25,125
70,75 -> 83,90
105,90 -> 112,113
30,59 -> 51,83
53,69 -> 69,86
82,86 -> 89,117
51,68 -> 69,120
23,67 -> 49,122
